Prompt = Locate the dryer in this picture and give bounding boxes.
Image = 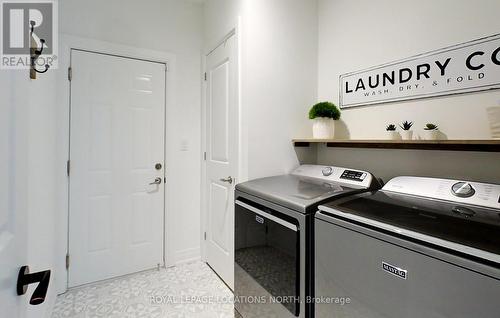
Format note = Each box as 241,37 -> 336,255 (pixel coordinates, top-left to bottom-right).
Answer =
234,165 -> 382,318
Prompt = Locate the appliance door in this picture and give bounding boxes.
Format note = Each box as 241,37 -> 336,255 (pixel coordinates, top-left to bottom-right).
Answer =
320,191 -> 500,259
315,213 -> 500,318
235,199 -> 300,317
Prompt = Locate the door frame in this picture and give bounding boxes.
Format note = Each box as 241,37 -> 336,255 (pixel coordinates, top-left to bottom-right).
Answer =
201,24 -> 243,263
57,35 -> 177,293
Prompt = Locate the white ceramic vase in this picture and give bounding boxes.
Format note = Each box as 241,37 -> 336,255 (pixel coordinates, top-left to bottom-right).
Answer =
386,131 -> 400,140
312,117 -> 334,139
401,130 -> 413,140
424,129 -> 439,140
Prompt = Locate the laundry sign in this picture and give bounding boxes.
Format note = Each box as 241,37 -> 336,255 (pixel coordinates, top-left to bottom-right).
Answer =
339,34 -> 500,108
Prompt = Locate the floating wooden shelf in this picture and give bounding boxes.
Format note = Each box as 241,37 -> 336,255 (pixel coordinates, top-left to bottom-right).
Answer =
292,139 -> 500,152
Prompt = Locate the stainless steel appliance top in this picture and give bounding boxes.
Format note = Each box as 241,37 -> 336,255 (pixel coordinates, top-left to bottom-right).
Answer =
236,165 -> 380,213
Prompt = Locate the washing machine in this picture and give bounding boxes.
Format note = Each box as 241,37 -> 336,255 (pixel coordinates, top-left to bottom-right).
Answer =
315,176 -> 500,318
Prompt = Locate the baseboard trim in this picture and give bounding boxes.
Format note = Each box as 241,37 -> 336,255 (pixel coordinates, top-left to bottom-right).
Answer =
171,247 -> 201,266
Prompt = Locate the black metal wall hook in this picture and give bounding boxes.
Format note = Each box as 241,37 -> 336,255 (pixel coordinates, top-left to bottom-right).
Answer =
17,265 -> 51,305
30,20 -> 50,79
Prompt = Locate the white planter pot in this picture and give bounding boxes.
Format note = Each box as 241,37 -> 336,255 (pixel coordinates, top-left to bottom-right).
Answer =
386,131 -> 400,140
424,130 -> 439,140
401,130 -> 413,140
312,117 -> 334,139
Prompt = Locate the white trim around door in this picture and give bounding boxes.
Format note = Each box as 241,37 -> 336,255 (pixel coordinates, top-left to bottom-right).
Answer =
68,49 -> 166,287
56,35 -> 177,293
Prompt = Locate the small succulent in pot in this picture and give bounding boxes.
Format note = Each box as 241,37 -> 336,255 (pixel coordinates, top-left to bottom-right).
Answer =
386,124 -> 397,131
399,121 -> 414,131
424,123 -> 438,130
423,123 -> 439,140
399,121 -> 414,140
309,102 -> 341,139
385,124 -> 399,140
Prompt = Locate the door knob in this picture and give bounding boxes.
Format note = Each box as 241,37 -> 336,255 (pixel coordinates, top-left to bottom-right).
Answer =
220,176 -> 233,184
149,177 -> 162,185
17,266 -> 51,305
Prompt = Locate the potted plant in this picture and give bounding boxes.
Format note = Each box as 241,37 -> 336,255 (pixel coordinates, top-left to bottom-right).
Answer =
386,124 -> 399,140
399,121 -> 414,140
424,123 -> 439,140
309,102 -> 341,139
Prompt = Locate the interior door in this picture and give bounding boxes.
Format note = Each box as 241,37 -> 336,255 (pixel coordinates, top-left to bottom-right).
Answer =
69,50 -> 166,287
205,34 -> 238,289
0,73 -> 29,317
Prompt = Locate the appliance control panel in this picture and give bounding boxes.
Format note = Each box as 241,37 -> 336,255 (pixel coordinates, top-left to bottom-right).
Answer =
340,170 -> 367,182
291,165 -> 375,189
383,176 -> 500,210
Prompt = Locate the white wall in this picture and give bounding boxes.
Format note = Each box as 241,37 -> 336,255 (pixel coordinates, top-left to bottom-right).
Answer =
204,0 -> 319,179
317,0 -> 500,140
314,0 -> 500,183
242,0 -> 319,179
203,0 -> 242,49
58,0 -> 204,283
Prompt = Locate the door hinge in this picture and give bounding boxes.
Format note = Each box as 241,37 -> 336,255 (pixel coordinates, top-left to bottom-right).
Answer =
66,160 -> 70,176
68,67 -> 72,81
165,64 -> 169,72
65,254 -> 70,270
204,232 -> 207,240
204,72 -> 207,81
203,152 -> 207,161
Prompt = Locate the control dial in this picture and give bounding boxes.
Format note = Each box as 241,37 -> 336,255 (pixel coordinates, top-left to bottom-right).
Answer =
322,167 -> 333,176
451,182 -> 475,198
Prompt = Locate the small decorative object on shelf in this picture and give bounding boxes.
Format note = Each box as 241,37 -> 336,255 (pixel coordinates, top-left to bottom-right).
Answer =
309,101 -> 341,139
399,121 -> 414,140
423,123 -> 439,140
385,124 -> 400,140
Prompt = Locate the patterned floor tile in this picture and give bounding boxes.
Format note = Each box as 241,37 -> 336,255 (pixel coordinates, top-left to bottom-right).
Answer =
52,262 -> 234,318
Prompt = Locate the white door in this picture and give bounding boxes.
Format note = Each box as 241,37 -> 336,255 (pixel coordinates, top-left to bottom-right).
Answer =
0,73 -> 29,317
205,34 -> 238,289
69,50 -> 166,287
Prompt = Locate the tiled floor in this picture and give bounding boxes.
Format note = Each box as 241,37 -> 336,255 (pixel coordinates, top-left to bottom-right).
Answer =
52,261 -> 234,318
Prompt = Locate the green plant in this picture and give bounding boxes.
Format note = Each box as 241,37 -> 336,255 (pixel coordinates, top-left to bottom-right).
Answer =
400,121 -> 414,130
386,124 -> 396,131
309,102 -> 341,120
424,123 -> 438,130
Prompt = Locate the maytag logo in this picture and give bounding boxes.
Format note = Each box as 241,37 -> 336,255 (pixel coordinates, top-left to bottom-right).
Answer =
382,262 -> 407,280
255,215 -> 264,224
